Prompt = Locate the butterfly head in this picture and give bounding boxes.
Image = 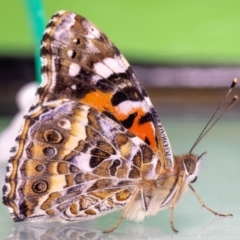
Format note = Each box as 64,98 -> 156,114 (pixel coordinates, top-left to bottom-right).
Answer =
182,151 -> 207,184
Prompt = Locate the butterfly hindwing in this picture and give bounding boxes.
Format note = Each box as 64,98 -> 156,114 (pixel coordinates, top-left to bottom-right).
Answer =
3,99 -> 160,221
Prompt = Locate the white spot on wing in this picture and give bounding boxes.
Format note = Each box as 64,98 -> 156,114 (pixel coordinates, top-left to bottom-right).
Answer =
69,63 -> 80,76
82,20 -> 101,39
58,119 -> 71,129
41,56 -> 47,66
91,74 -> 102,83
103,56 -> 128,74
94,62 -> 113,78
93,55 -> 129,79
71,84 -> 77,90
120,54 -> 130,68
40,72 -> 48,88
73,154 -> 94,173
67,50 -> 75,58
44,27 -> 51,34
131,136 -> 145,146
144,96 -> 153,107
115,101 -> 149,115
85,38 -> 100,54
73,38 -> 78,43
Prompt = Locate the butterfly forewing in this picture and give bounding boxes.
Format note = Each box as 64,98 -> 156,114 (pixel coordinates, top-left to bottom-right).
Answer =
39,11 -> 173,168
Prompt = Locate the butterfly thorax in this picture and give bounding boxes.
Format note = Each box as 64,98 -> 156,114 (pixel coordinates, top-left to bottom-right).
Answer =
154,153 -> 204,205
151,155 -> 198,206
126,153 -> 204,222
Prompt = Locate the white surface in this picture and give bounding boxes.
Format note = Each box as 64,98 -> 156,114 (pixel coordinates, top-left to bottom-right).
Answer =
0,82 -> 37,162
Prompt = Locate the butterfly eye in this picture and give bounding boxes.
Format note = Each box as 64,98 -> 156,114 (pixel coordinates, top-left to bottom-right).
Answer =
73,38 -> 80,44
32,180 -> 48,193
190,176 -> 198,183
184,158 -> 196,175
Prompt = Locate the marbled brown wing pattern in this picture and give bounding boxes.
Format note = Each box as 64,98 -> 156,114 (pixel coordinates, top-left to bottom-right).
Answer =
2,10 -> 174,225
38,11 -> 173,169
3,99 -> 160,221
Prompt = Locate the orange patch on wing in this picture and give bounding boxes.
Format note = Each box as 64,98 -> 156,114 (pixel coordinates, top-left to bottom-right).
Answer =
115,107 -> 157,152
80,91 -> 157,152
80,90 -> 114,112
121,108 -> 157,152
130,117 -> 156,149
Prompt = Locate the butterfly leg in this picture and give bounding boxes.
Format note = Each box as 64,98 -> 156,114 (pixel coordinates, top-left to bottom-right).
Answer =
103,187 -> 141,233
189,184 -> 233,217
170,171 -> 184,233
140,186 -> 148,211
170,206 -> 178,233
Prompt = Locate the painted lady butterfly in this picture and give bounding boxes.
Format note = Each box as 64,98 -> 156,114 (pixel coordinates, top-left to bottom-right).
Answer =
2,11 -> 234,233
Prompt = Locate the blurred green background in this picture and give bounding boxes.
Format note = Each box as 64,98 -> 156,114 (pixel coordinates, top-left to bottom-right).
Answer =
0,1 -> 240,239
1,0 -> 240,64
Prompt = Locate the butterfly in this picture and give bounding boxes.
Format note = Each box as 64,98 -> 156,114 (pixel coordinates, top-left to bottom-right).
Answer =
2,10 -> 234,233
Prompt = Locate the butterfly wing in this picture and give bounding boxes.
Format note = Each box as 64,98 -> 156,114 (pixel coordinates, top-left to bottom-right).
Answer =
3,100 -> 159,221
37,11 -> 173,169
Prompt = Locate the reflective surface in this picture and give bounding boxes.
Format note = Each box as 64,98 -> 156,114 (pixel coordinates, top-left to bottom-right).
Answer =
0,89 -> 239,240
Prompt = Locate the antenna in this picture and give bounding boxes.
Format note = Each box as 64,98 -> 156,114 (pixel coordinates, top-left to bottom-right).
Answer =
189,78 -> 238,155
